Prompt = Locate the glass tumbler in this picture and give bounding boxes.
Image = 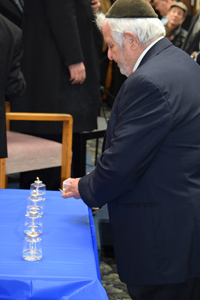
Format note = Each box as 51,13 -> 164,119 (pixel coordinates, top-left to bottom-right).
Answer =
24,210 -> 42,237
30,177 -> 46,200
23,236 -> 42,261
27,192 -> 44,216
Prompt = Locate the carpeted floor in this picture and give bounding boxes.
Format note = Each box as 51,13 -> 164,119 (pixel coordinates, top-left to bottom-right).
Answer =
100,257 -> 131,300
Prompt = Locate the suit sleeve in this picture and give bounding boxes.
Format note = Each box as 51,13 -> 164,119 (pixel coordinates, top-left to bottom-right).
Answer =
43,0 -> 85,66
6,28 -> 26,99
79,75 -> 172,208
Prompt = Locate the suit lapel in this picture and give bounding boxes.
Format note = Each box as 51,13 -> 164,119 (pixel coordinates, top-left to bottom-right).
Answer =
138,38 -> 172,69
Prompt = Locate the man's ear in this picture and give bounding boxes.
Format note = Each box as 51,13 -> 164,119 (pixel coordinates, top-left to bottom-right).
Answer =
124,31 -> 140,50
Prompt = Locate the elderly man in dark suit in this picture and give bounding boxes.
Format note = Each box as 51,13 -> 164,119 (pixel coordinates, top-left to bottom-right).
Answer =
0,12 -> 25,159
62,0 -> 200,299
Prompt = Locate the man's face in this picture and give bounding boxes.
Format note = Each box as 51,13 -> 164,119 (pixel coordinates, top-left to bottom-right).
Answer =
154,0 -> 169,16
167,7 -> 185,26
102,22 -> 134,77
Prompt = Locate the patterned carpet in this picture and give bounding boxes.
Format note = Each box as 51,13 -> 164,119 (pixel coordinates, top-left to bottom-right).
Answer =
100,257 -> 131,300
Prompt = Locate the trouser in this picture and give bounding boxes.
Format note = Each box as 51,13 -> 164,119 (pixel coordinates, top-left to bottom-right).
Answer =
127,277 -> 200,300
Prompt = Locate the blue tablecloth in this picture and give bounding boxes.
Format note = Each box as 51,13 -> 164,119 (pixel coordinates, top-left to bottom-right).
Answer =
0,189 -> 108,300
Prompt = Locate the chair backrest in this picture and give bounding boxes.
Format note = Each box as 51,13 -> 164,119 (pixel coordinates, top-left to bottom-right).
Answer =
0,102 -> 73,189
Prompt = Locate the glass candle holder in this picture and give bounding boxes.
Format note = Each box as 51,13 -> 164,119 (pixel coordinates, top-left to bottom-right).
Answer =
22,236 -> 42,261
27,192 -> 44,216
24,210 -> 42,237
30,177 -> 46,201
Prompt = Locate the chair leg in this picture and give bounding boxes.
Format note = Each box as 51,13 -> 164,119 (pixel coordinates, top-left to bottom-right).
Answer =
0,158 -> 6,189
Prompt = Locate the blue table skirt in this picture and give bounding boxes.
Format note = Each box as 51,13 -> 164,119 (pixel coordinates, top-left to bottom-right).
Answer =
0,189 -> 108,300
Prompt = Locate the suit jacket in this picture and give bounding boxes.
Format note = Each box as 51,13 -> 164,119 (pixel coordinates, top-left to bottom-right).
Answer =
181,13 -> 200,55
79,38 -> 200,285
11,0 -> 102,134
0,0 -> 23,27
0,13 -> 25,158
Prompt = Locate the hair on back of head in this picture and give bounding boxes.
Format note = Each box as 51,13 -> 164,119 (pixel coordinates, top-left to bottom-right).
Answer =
96,13 -> 165,47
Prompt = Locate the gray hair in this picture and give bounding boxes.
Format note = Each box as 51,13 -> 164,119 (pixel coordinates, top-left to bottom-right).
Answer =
96,12 -> 166,48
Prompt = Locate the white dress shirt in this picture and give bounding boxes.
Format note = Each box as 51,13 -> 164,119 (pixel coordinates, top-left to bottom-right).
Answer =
133,36 -> 164,73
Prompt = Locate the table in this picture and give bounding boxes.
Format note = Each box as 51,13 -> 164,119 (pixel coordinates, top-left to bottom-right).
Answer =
0,189 -> 109,300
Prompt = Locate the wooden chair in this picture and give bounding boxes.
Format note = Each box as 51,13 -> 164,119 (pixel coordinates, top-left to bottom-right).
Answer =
0,102 -> 73,189
73,116 -> 107,177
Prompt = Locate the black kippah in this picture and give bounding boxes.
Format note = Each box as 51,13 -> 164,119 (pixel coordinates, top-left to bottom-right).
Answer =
105,0 -> 158,18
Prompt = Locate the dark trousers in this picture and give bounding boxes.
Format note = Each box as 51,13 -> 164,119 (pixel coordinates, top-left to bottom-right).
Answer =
127,277 -> 200,300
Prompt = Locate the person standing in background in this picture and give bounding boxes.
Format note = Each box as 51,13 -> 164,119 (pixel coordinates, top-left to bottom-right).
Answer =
153,0 -> 176,25
0,12 -> 25,159
11,0 -> 102,189
165,2 -> 187,48
153,0 -> 191,30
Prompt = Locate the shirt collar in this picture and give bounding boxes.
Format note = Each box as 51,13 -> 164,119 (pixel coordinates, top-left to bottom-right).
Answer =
132,36 -> 164,73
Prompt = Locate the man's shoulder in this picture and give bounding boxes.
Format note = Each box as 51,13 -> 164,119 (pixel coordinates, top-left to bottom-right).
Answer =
143,39 -> 189,68
138,38 -> 174,68
126,45 -> 195,91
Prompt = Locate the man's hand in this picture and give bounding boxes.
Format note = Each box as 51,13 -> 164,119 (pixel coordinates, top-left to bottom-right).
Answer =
68,62 -> 86,84
61,178 -> 81,199
191,51 -> 197,59
90,0 -> 100,14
